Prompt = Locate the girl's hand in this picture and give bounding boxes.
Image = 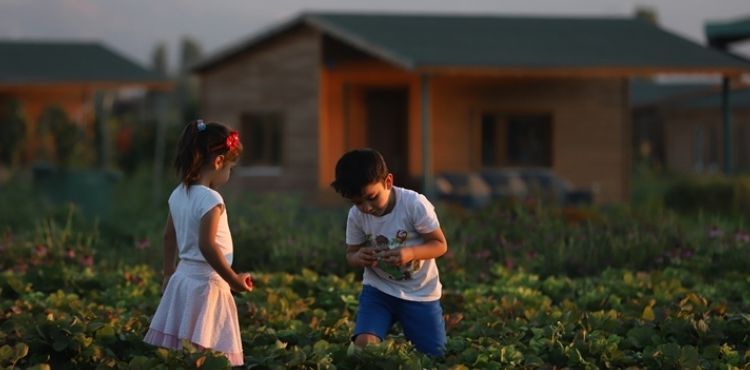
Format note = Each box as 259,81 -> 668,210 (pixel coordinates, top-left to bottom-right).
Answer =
231,273 -> 253,293
239,272 -> 253,292
381,247 -> 415,266
352,247 -> 378,268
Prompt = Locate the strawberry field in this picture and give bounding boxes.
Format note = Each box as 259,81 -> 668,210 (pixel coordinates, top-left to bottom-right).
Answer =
2,181 -> 750,369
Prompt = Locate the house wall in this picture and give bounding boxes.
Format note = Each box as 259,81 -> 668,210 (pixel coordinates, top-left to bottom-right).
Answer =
319,60 -> 423,195
322,67 -> 630,203
206,32 -> 630,202
199,25 -> 321,194
430,76 -> 631,203
661,108 -> 750,174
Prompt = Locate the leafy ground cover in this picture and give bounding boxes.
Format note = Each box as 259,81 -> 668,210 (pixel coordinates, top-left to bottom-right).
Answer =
1,226 -> 750,369
2,173 -> 750,368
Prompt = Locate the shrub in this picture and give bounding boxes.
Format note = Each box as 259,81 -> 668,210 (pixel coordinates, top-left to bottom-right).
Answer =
36,106 -> 83,167
664,176 -> 750,217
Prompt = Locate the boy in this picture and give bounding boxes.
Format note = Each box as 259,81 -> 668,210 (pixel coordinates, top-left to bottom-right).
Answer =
331,148 -> 448,356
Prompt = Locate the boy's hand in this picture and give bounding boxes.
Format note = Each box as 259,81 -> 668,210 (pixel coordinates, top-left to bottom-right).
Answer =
350,246 -> 378,267
381,247 -> 415,266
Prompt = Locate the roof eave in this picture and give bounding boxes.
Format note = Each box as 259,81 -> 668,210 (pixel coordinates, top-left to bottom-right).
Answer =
192,14 -> 307,73
302,13 -> 416,70
193,12 -> 418,73
0,80 -> 174,91
415,65 -> 750,78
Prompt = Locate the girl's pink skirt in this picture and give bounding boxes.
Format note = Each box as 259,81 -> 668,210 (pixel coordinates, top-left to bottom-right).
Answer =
144,259 -> 243,366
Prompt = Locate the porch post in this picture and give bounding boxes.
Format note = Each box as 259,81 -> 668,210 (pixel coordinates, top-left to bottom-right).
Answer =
94,90 -> 114,168
153,92 -> 169,205
420,74 -> 433,198
722,76 -> 732,175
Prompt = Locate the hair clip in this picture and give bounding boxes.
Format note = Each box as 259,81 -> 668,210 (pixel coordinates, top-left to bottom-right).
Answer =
226,131 -> 240,151
196,119 -> 207,132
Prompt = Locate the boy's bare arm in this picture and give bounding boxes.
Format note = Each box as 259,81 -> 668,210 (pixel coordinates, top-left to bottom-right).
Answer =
381,228 -> 448,266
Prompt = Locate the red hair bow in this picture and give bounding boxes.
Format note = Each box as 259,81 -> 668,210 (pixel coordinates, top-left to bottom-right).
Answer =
226,131 -> 240,151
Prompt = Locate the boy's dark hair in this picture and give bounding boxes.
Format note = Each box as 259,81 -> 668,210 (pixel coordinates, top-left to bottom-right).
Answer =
331,148 -> 389,198
174,120 -> 243,186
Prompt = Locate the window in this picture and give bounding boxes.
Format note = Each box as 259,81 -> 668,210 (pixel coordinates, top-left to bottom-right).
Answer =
481,113 -> 552,167
239,113 -> 282,167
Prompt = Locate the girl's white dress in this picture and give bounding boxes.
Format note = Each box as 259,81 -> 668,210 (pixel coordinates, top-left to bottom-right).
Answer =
144,185 -> 243,366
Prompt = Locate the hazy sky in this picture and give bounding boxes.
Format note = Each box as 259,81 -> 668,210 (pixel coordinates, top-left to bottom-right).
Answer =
1,0 -> 748,72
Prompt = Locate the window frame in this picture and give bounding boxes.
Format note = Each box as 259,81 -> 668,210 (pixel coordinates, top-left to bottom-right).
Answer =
478,111 -> 554,168
236,112 -> 284,177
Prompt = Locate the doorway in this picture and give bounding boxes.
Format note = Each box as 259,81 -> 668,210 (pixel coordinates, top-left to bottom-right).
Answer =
365,87 -> 409,186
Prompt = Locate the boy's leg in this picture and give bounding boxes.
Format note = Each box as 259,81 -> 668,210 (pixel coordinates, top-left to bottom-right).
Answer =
352,285 -> 396,347
396,299 -> 446,356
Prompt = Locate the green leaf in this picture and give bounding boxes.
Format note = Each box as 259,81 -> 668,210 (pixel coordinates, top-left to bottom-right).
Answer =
27,365 -> 52,370
642,306 -> 655,321
0,345 -> 13,362
95,325 -> 115,339
201,355 -> 230,369
680,346 -> 701,368
13,343 -> 29,360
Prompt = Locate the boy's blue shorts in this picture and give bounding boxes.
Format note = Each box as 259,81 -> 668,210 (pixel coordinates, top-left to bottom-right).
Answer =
353,284 -> 446,356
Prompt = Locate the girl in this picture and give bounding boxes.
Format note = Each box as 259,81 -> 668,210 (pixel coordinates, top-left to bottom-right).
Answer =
144,119 -> 252,367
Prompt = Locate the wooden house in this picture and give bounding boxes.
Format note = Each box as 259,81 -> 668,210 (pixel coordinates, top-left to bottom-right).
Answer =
194,12 -> 750,203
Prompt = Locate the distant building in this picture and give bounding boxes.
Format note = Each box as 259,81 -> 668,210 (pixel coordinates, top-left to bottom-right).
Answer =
194,12 -> 750,203
631,80 -> 750,174
0,41 -> 169,163
630,16 -> 750,175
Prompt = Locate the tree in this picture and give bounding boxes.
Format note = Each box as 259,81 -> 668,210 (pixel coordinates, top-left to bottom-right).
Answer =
151,42 -> 169,77
179,36 -> 203,73
634,5 -> 659,25
0,100 -> 27,167
178,36 -> 203,122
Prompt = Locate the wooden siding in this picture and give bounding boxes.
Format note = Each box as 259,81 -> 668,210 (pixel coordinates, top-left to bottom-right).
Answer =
199,26 -> 321,194
319,59 -> 423,194
430,76 -> 631,203
322,65 -> 631,203
661,108 -> 750,174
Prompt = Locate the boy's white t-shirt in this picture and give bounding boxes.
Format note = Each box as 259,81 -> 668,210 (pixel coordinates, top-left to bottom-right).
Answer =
346,186 -> 442,301
168,184 -> 234,265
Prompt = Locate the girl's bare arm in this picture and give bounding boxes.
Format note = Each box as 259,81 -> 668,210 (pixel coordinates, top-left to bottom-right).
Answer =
163,212 -> 178,276
199,206 -> 250,292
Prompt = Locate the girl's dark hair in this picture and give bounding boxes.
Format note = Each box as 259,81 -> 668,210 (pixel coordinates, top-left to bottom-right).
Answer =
174,120 -> 243,186
331,148 -> 389,198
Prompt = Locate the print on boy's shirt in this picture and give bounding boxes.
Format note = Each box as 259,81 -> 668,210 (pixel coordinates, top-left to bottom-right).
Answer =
365,230 -> 421,280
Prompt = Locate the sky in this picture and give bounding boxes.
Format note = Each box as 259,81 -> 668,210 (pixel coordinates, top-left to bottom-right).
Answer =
1,0 -> 749,72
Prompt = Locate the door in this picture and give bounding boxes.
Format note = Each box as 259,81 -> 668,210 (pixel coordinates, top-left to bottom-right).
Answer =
365,87 -> 409,186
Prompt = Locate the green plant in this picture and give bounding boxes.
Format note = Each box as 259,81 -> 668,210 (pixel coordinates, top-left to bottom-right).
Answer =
36,106 -> 82,167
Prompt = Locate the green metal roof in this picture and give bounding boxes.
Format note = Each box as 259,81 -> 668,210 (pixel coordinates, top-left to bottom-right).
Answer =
672,88 -> 750,109
705,18 -> 750,47
196,12 -> 750,74
0,41 -> 166,84
630,79 -> 712,107
630,79 -> 750,109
